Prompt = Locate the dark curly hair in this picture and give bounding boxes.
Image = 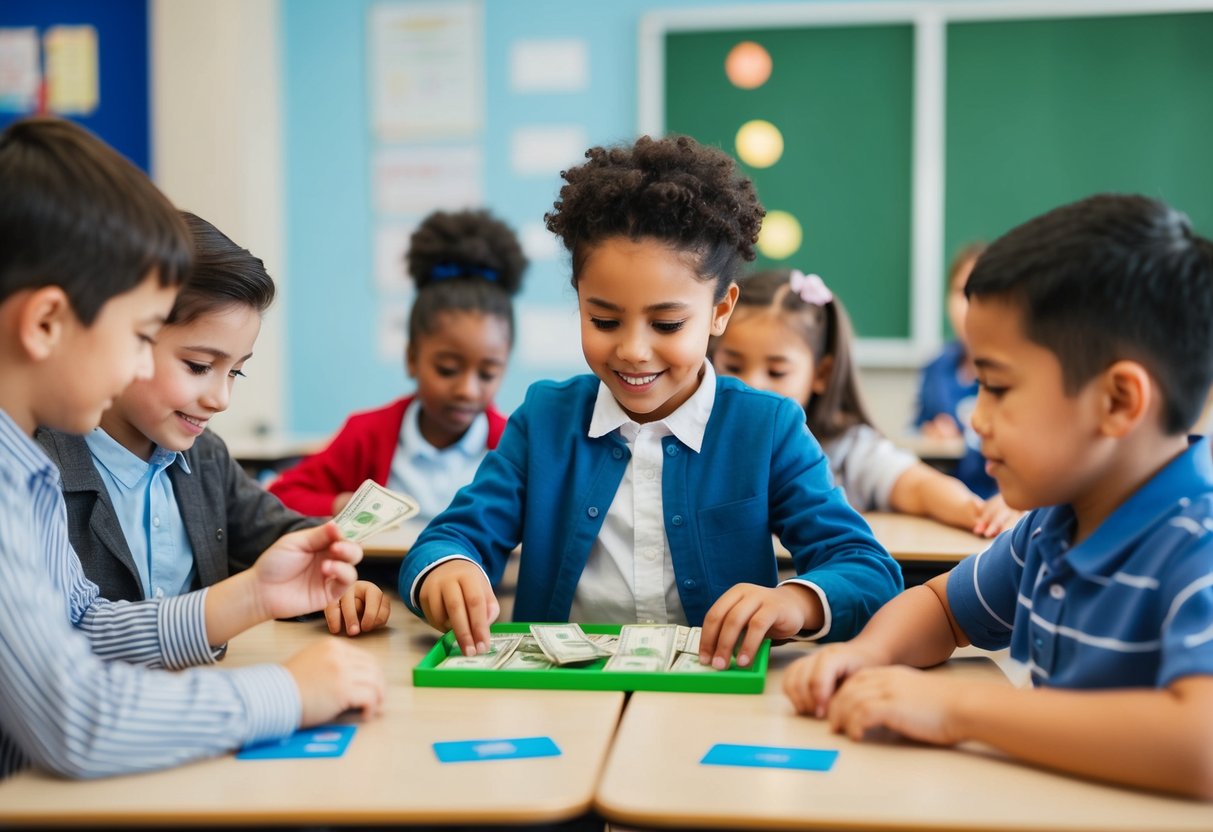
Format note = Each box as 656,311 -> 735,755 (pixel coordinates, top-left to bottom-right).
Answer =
404,209 -> 527,346
544,134 -> 765,301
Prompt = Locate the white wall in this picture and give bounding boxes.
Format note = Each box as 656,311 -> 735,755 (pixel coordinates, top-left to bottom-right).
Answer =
150,0 -> 285,445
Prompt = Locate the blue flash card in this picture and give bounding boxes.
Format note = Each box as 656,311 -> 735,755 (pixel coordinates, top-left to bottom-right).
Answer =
433,736 -> 562,763
237,724 -> 356,760
700,743 -> 838,772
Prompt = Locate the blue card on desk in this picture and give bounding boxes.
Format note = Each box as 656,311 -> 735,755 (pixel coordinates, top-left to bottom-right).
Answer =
237,725 -> 356,760
433,736 -> 561,763
700,743 -> 838,772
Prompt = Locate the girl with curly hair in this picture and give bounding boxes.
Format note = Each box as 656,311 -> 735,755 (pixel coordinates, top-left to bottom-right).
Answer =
271,209 -> 527,523
401,135 -> 901,670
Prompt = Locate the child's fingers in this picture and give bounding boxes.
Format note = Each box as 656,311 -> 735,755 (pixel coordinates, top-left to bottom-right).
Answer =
458,575 -> 495,655
735,611 -> 774,668
323,600 -> 343,635
341,590 -> 361,635
440,582 -> 477,656
711,595 -> 762,670
781,655 -> 819,715
361,591 -> 386,631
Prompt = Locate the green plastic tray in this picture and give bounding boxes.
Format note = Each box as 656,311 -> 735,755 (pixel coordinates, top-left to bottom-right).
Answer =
413,623 -> 768,694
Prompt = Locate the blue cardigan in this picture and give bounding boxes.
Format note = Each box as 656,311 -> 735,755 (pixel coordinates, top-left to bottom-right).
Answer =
400,374 -> 902,641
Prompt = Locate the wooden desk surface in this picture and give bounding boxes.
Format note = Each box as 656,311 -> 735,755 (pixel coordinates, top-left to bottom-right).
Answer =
864,511 -> 990,563
360,519 -> 425,558
595,645 -> 1213,831
0,613 -> 623,828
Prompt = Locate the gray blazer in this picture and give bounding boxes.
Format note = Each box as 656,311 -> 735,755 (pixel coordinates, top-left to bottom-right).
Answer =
36,428 -> 317,603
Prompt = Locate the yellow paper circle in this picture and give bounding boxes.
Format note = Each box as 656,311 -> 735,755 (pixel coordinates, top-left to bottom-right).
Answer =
757,211 -> 803,260
725,41 -> 772,89
735,120 -> 784,169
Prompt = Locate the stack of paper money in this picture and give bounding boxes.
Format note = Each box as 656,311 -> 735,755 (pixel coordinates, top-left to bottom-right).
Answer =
436,623 -> 723,673
332,479 -> 420,542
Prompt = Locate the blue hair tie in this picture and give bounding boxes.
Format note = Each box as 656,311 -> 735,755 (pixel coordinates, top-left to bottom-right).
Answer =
430,261 -> 499,282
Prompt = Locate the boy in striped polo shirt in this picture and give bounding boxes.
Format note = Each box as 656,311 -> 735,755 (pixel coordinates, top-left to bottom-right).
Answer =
783,194 -> 1213,798
0,117 -> 384,780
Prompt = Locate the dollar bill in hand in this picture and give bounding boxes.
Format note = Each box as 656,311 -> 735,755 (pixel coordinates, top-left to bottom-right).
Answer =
332,479 -> 420,542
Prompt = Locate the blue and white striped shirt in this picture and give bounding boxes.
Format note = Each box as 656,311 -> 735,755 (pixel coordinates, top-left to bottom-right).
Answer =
948,435 -> 1213,689
0,409 -> 299,780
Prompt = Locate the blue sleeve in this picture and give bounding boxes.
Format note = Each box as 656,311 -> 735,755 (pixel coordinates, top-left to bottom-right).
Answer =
1157,535 -> 1213,687
769,397 -> 903,641
399,390 -> 531,617
946,516 -> 1034,650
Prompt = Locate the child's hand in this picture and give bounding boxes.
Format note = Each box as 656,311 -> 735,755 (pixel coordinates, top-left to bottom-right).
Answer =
782,642 -> 889,717
251,522 -> 362,621
921,413 -> 961,439
821,665 -> 968,746
972,493 -> 1021,538
283,639 -> 385,726
699,583 -> 820,670
417,559 -> 500,657
324,580 -> 391,636
332,492 -> 354,515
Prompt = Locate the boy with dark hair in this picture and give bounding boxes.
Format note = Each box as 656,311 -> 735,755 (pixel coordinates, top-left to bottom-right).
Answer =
784,194 -> 1213,798
0,117 -> 383,780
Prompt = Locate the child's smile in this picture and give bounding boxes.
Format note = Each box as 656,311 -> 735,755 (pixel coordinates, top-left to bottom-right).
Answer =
577,237 -> 735,424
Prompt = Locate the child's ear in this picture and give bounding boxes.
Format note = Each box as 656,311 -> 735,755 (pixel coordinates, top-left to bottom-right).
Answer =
710,283 -> 740,337
17,286 -> 73,361
1098,359 -> 1153,438
811,355 -> 835,395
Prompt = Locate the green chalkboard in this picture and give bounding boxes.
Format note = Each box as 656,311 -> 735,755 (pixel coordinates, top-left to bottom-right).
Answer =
945,12 -> 1213,271
665,25 -> 914,340
661,9 -> 1213,346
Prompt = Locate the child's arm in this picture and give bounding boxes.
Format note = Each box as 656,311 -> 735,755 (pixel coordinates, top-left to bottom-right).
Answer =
888,462 -> 1019,537
783,574 -> 965,715
820,667 -> 1213,799
417,559 -> 500,656
324,580 -> 392,636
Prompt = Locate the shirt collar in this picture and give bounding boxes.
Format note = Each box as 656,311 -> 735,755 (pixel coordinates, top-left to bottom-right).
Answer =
1061,435 -> 1213,574
587,360 -> 717,453
84,427 -> 189,489
0,408 -> 58,486
401,397 -> 489,461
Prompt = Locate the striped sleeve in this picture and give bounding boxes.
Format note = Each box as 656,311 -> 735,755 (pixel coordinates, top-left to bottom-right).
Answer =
0,466 -> 300,781
947,516 -> 1033,650
1157,533 -> 1213,687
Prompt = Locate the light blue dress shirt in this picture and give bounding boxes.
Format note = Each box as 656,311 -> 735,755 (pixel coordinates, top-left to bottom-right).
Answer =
387,399 -> 489,524
84,428 -> 196,599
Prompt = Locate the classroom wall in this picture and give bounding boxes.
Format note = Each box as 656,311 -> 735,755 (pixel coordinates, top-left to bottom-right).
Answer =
276,0 -> 924,444
151,0 -> 285,442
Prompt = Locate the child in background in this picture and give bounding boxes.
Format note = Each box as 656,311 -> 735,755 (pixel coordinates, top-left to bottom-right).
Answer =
714,269 -> 1016,538
270,209 -> 526,524
401,135 -> 902,670
0,117 -> 383,781
783,194 -> 1213,798
37,212 -> 389,636
914,243 -> 997,497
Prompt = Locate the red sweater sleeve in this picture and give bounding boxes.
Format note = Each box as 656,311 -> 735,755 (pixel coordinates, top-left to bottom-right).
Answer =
268,398 -> 409,516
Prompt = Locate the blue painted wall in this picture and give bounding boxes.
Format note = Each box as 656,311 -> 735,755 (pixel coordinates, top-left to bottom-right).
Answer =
281,0 -> 783,435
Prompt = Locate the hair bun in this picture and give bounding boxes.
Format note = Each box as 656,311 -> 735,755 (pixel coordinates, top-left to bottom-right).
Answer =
406,209 -> 527,295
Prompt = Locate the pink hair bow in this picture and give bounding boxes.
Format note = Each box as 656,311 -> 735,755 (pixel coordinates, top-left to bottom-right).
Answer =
789,270 -> 833,306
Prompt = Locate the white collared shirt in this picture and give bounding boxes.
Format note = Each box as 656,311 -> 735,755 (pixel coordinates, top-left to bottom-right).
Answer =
569,362 -> 722,624
388,398 -> 489,524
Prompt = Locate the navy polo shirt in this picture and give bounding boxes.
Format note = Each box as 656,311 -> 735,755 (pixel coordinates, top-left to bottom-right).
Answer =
948,436 -> 1213,689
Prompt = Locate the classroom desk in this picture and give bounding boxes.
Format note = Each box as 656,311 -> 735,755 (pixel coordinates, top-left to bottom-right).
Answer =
222,433 -> 325,478
862,511 -> 990,563
594,645 -> 1213,832
361,518 -> 426,558
0,612 -> 623,828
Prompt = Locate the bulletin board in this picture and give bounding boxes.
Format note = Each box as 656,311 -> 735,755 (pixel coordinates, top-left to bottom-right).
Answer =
641,1 -> 1213,363
0,0 -> 150,173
